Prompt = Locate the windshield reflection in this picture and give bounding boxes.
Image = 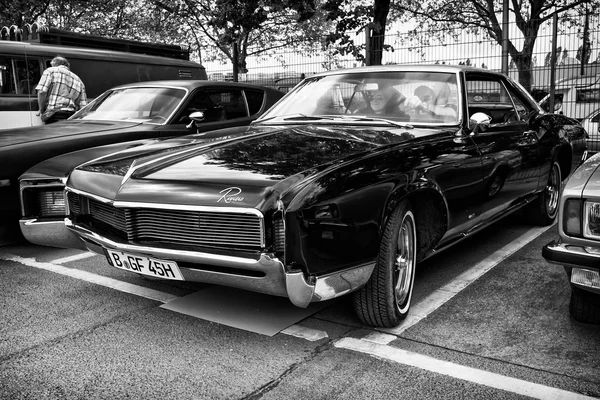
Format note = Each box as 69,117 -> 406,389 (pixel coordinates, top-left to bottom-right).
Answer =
258,71 -> 460,125
71,87 -> 186,124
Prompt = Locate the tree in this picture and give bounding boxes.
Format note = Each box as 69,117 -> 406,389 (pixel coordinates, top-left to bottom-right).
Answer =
152,0 -> 325,73
0,0 -> 51,28
390,0 -> 597,92
322,0 -> 392,66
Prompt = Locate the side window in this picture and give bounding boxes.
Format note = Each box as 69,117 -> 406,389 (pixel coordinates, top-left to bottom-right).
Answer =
0,57 -> 41,95
181,89 -> 247,123
466,78 -> 517,124
244,89 -> 265,115
218,90 -> 247,119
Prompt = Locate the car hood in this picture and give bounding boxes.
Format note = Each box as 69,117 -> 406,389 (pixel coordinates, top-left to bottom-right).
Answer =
0,120 -> 142,148
68,124 -> 429,209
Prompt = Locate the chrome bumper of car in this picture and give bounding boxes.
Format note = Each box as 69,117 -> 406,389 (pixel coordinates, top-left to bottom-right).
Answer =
20,218 -> 88,250
543,240 -> 600,293
65,219 -> 375,307
543,240 -> 600,273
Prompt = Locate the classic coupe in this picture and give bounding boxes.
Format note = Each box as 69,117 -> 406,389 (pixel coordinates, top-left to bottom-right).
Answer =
0,80 -> 283,242
20,65 -> 588,328
543,153 -> 600,324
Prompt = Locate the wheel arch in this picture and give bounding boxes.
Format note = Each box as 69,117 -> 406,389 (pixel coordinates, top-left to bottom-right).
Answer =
555,143 -> 573,180
382,184 -> 448,262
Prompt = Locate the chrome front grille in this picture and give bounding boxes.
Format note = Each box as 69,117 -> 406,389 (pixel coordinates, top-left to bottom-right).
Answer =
67,192 -> 264,250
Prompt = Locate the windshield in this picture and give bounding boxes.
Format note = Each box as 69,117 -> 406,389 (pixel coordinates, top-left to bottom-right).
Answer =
257,71 -> 460,125
71,87 -> 186,124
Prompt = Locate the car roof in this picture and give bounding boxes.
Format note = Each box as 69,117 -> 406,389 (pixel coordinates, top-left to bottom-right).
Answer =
112,80 -> 280,92
310,64 -> 505,78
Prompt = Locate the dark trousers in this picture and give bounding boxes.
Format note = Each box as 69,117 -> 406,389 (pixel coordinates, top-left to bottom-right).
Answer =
45,110 -> 75,124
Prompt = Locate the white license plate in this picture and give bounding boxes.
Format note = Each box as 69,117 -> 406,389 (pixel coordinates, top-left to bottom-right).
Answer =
105,249 -> 184,281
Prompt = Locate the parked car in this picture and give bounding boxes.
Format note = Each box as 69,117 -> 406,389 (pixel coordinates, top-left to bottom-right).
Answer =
20,65 -> 588,328
583,108 -> 600,156
0,80 -> 284,243
542,153 -> 600,324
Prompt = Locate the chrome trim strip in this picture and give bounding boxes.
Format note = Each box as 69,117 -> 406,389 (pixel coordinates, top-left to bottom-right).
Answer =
66,187 -> 264,216
66,186 -> 114,205
113,201 -> 264,217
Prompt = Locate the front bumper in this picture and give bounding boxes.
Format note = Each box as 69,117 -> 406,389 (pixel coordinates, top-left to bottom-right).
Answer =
543,240 -> 600,294
65,218 -> 375,307
543,240 -> 600,272
20,218 -> 88,250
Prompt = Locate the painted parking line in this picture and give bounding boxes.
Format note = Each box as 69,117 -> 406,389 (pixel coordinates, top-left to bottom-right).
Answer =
335,337 -> 595,400
381,224 -> 553,335
1,253 -> 328,340
52,251 -> 98,264
1,254 -> 179,303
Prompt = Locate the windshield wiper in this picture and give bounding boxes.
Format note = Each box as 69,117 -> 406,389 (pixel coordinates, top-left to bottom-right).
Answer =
254,113 -> 334,123
337,115 -> 414,129
282,114 -> 335,121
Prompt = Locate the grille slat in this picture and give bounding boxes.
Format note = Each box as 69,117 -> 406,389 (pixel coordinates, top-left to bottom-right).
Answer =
68,193 -> 264,249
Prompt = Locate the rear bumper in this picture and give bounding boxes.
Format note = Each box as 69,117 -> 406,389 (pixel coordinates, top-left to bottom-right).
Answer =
65,218 -> 374,307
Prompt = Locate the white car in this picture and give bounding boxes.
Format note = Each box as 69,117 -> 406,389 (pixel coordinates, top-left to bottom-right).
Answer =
583,108 -> 600,156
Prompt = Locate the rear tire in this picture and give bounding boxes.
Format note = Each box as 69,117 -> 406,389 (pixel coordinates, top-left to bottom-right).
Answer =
570,287 -> 600,324
527,161 -> 561,226
353,200 -> 417,328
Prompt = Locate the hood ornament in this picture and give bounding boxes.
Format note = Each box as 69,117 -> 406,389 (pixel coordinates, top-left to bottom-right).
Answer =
218,187 -> 244,203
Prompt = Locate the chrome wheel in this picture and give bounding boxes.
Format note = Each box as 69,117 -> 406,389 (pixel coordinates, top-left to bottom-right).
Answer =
394,211 -> 416,312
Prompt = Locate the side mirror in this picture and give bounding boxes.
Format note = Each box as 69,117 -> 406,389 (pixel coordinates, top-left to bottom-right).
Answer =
185,111 -> 206,129
469,112 -> 492,134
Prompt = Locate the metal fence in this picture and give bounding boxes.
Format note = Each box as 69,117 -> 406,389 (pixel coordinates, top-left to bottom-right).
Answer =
206,14 -> 600,123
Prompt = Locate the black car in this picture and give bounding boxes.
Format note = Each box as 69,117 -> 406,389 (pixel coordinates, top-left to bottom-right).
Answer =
0,80 -> 284,242
20,65 -> 587,328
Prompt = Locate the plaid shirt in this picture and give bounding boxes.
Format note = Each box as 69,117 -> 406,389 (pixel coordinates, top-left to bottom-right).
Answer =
36,65 -> 87,112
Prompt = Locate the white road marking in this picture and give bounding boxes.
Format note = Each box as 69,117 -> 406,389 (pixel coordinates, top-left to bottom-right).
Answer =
2,253 -> 331,340
362,332 -> 397,345
1,254 -> 179,303
335,337 -> 595,400
381,225 -> 553,335
52,251 -> 98,264
280,325 -> 329,341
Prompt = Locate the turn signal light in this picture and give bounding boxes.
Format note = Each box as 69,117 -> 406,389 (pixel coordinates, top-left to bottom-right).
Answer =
564,199 -> 582,237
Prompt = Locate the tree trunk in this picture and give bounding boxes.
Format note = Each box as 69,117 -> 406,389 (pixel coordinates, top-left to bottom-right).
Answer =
369,0 -> 391,65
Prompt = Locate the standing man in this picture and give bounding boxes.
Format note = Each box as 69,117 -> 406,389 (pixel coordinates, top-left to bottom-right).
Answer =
36,56 -> 87,124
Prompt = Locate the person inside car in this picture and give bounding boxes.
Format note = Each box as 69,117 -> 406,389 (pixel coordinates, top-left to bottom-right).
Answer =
359,85 -> 407,116
404,82 -> 457,120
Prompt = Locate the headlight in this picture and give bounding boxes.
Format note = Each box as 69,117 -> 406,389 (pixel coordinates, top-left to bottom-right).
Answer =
584,201 -> 600,239
37,190 -> 66,217
21,183 -> 66,218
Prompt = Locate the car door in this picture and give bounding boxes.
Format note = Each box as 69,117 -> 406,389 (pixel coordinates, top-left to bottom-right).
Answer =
160,87 -> 258,137
464,73 -> 540,220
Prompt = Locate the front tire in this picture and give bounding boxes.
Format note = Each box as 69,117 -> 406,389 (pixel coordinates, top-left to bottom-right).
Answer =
353,200 -> 417,328
527,160 -> 561,226
570,287 -> 600,324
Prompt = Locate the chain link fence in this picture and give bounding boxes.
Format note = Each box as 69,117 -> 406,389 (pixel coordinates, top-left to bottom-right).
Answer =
207,14 -> 600,126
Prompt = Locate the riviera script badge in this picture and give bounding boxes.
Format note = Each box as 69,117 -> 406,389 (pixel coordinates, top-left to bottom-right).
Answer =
218,187 -> 244,203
